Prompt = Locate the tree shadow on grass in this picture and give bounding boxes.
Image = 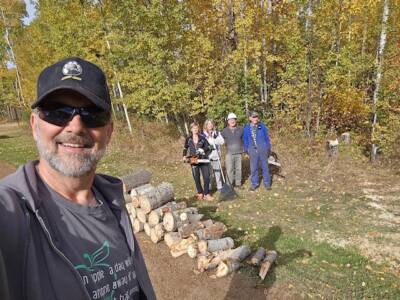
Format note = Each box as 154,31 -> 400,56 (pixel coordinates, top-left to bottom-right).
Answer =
223,226 -> 312,300
0,135 -> 12,139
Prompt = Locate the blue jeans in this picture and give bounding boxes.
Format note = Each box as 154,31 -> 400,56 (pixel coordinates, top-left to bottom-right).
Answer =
249,148 -> 270,188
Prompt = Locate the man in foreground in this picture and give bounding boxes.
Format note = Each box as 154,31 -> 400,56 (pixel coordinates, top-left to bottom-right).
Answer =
0,57 -> 156,300
243,111 -> 272,191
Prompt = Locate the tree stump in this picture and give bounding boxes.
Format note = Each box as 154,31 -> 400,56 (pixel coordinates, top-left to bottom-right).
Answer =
120,170 -> 152,193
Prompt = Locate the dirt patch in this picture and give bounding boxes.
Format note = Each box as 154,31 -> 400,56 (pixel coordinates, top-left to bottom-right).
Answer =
136,233 -> 268,300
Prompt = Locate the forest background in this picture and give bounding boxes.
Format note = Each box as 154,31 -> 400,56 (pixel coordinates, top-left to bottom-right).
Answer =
0,0 -> 399,161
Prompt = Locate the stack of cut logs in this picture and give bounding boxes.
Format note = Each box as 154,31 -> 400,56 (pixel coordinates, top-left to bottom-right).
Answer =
121,170 -> 277,280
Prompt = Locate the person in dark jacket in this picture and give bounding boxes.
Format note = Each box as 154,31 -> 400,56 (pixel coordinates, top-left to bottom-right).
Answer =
243,111 -> 272,191
0,57 -> 156,300
183,122 -> 214,201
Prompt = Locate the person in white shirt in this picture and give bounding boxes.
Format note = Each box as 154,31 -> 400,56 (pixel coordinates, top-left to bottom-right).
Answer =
203,119 -> 225,192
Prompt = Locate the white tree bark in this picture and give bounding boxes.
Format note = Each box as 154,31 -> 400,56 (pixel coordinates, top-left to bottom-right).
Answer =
371,0 -> 390,161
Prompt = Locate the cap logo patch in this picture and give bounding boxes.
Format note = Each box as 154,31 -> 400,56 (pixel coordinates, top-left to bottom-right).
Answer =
61,61 -> 82,81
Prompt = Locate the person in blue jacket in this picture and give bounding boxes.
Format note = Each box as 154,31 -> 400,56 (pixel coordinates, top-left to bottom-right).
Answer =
243,111 -> 272,191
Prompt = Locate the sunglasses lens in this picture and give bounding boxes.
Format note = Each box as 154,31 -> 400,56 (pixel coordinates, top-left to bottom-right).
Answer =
39,106 -> 74,127
38,106 -> 110,128
80,108 -> 111,128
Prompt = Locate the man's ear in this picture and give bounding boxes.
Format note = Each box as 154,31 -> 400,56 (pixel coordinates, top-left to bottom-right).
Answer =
106,121 -> 114,144
30,112 -> 38,141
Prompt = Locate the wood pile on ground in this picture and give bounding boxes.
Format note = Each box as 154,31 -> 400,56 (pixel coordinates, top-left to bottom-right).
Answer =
121,170 -> 278,280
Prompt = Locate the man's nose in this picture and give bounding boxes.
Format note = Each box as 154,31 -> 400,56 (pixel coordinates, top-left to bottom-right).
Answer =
64,114 -> 86,132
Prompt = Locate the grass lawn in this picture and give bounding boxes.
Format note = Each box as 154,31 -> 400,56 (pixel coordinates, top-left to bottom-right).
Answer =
1,123 -> 399,299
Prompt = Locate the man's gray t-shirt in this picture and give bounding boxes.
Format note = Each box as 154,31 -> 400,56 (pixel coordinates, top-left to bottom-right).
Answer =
36,172 -> 140,300
222,126 -> 244,154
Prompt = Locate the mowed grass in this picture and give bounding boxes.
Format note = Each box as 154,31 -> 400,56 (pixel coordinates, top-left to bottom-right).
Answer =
1,123 -> 399,299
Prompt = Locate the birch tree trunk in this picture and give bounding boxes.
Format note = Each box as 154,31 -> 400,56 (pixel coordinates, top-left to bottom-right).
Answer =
0,6 -> 25,107
304,0 -> 314,137
371,0 -> 390,161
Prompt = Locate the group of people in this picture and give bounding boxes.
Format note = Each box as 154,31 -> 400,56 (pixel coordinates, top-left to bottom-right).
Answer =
183,111 -> 273,201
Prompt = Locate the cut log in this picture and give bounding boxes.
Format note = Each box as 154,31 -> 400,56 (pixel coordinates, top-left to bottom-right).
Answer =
136,208 -> 148,224
120,170 -> 152,193
195,222 -> 227,240
148,201 -> 187,226
216,260 -> 242,278
150,224 -> 165,244
198,237 -> 234,254
163,208 -> 198,232
129,214 -> 136,227
130,184 -> 154,208
187,244 -> 199,258
164,232 -> 182,248
140,182 -> 175,213
250,247 -> 266,266
143,223 -> 152,237
259,250 -> 277,280
178,222 -> 204,239
196,250 -> 231,272
180,213 -> 204,223
201,219 -> 214,228
131,196 -> 140,208
133,219 -> 144,233
170,237 -> 196,258
130,207 -> 136,219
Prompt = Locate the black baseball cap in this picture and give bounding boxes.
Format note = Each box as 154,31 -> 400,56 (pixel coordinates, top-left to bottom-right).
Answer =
250,111 -> 259,117
31,57 -> 111,112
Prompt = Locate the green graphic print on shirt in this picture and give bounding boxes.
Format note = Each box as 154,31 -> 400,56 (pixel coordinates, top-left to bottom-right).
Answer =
74,241 -> 139,300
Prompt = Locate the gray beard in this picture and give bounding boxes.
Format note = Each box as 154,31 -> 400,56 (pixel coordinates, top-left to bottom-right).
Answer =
35,132 -> 106,178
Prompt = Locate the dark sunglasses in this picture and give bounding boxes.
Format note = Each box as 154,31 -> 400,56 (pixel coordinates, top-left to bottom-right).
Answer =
37,105 -> 111,128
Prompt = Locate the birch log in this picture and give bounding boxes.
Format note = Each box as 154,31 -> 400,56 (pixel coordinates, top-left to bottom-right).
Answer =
143,223 -> 152,237
136,208 -> 148,223
195,222 -> 227,240
170,237 -> 196,258
148,201 -> 187,226
180,213 -> 204,224
164,232 -> 182,248
163,208 -> 199,232
120,170 -> 152,193
198,237 -> 234,254
187,244 -> 199,258
133,219 -> 144,233
216,260 -> 242,278
140,182 -> 175,213
150,224 -> 165,244
250,247 -> 266,266
259,250 -> 278,280
130,184 -> 154,208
